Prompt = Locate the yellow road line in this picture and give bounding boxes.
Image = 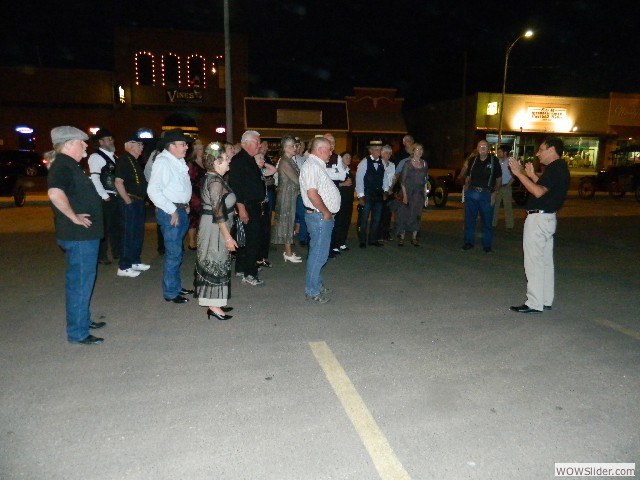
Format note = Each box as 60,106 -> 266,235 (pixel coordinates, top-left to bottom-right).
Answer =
594,318 -> 640,341
309,341 -> 411,480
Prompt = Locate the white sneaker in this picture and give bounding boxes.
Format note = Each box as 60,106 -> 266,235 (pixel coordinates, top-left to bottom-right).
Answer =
132,263 -> 150,271
283,252 -> 302,263
242,275 -> 264,286
117,268 -> 141,277
235,272 -> 245,277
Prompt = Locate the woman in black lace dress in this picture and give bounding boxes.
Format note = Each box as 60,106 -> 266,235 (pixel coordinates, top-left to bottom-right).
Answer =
194,143 -> 238,320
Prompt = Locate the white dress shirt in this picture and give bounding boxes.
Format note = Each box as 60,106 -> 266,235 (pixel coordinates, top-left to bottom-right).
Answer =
147,149 -> 192,215
325,154 -> 347,181
383,160 -> 396,192
88,148 -> 117,199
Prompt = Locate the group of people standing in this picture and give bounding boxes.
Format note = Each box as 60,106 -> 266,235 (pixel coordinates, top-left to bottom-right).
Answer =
47,122 -> 570,345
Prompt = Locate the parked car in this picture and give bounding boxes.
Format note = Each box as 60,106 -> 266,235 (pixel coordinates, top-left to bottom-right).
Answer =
0,163 -> 26,206
0,150 -> 49,177
578,163 -> 640,201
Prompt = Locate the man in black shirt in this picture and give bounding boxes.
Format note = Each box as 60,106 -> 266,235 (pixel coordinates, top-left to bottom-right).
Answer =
228,130 -> 267,286
462,140 -> 502,252
508,136 -> 570,314
48,126 -> 105,345
114,133 -> 149,278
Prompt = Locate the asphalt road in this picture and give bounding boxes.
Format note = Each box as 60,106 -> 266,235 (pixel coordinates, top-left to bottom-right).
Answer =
1,193 -> 639,479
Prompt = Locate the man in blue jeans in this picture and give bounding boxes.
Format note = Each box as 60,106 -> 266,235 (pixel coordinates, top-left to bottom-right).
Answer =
48,126 -> 106,345
299,137 -> 341,304
462,140 -> 502,253
147,129 -> 193,303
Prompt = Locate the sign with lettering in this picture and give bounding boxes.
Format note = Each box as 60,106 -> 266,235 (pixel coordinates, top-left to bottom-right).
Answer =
166,89 -> 203,104
609,95 -> 640,126
528,107 -> 567,122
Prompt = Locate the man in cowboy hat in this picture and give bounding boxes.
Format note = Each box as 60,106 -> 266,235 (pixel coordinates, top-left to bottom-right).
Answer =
147,129 -> 194,303
88,127 -> 122,265
355,139 -> 386,247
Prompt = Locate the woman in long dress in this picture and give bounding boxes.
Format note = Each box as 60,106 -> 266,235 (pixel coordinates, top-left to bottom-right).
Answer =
194,143 -> 238,320
396,143 -> 428,247
270,135 -> 302,263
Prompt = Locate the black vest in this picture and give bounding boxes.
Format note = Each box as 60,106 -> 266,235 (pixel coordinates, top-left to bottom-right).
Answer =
96,149 -> 117,191
364,156 -> 384,200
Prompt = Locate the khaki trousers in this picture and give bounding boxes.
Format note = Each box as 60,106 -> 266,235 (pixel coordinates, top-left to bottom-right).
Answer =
492,184 -> 514,228
523,213 -> 557,310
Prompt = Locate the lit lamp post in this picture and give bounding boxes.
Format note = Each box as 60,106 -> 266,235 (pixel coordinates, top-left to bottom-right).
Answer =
497,30 -> 533,148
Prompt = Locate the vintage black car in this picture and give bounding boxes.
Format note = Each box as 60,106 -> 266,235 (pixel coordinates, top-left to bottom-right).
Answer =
0,163 -> 26,206
0,150 -> 49,177
578,144 -> 640,201
578,163 -> 640,201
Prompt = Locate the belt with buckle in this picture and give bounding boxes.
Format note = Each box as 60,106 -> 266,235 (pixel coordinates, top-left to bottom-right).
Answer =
173,203 -> 189,209
306,208 -> 318,213
527,209 -> 556,214
470,186 -> 490,192
128,193 -> 144,201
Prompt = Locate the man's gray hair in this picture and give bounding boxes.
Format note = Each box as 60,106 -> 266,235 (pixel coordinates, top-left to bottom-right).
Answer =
241,130 -> 260,145
382,144 -> 393,155
309,136 -> 329,153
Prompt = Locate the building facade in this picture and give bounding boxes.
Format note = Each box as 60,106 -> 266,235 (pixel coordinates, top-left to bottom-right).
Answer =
406,92 -> 640,173
0,27 -> 248,151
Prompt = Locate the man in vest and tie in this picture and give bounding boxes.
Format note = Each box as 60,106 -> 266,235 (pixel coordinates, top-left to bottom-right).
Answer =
355,139 -> 386,248
89,128 -> 123,265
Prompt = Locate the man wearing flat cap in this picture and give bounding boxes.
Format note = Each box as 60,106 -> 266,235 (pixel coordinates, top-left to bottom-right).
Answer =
355,139 -> 386,247
88,128 -> 122,265
147,129 -> 193,303
48,126 -> 106,345
114,133 -> 149,278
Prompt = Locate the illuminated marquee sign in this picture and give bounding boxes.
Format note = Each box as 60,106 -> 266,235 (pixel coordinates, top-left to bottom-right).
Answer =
528,106 -> 567,122
166,89 -> 203,104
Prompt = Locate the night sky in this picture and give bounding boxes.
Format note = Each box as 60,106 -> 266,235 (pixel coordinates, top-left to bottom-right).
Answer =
2,0 -> 638,109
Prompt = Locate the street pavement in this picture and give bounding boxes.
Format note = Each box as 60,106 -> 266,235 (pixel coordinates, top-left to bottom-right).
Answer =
1,193 -> 639,480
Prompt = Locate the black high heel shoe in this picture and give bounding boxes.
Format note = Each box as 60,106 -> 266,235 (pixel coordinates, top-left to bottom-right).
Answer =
221,306 -> 233,312
207,309 -> 232,320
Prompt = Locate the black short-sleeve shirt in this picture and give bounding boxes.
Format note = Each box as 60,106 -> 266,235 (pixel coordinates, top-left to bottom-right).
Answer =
48,153 -> 104,241
526,159 -> 570,212
466,155 -> 502,190
115,152 -> 147,198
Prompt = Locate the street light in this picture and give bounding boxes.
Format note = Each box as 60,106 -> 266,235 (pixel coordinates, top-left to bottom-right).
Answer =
497,29 -> 533,148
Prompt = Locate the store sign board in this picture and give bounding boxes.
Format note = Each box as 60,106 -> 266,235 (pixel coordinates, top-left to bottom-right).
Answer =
609,96 -> 640,127
166,89 -> 203,104
277,109 -> 323,125
528,107 -> 567,122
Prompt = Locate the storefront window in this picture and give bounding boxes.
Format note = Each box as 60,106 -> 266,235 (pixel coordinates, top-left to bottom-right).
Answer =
561,136 -> 599,172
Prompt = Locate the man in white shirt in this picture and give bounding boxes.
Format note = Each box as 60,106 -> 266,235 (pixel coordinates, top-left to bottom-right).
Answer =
299,137 -> 341,304
147,129 -> 193,303
88,128 -> 122,265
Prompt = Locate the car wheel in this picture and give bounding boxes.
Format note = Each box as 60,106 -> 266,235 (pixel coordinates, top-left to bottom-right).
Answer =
25,165 -> 39,177
578,178 -> 596,199
608,181 -> 625,199
432,180 -> 448,208
13,185 -> 26,207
